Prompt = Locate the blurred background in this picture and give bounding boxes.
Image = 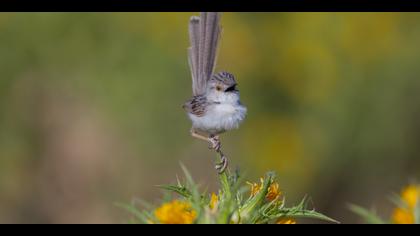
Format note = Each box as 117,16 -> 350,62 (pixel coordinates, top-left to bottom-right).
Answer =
1,12 -> 420,223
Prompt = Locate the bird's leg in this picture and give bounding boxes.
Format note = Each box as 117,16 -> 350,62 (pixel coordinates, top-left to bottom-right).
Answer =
190,128 -> 221,151
190,128 -> 228,174
190,128 -> 210,142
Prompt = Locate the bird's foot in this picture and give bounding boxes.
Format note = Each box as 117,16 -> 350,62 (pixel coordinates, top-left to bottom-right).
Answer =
208,135 -> 221,152
215,154 -> 228,174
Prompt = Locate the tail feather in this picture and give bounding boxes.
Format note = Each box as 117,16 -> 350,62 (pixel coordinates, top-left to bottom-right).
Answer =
203,12 -> 221,82
188,12 -> 222,96
188,16 -> 200,94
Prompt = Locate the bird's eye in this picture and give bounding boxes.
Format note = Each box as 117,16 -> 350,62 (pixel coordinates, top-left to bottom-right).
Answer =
216,86 -> 222,91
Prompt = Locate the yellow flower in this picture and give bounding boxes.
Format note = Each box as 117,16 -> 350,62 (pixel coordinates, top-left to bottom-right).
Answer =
277,218 -> 297,224
154,200 -> 197,224
401,185 -> 418,209
392,208 -> 414,224
247,177 -> 282,201
247,178 -> 263,197
392,184 -> 419,224
209,192 -> 218,210
267,182 -> 281,201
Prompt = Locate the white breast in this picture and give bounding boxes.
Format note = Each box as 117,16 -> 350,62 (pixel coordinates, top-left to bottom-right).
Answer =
189,102 -> 247,135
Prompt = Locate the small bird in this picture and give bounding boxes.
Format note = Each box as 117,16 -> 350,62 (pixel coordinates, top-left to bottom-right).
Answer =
183,12 -> 247,173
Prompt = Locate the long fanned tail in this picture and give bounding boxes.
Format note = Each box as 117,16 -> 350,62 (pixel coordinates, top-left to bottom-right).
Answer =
188,16 -> 200,95
188,12 -> 222,96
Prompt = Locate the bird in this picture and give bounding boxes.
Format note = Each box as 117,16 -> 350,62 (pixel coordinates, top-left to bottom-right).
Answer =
182,12 -> 247,174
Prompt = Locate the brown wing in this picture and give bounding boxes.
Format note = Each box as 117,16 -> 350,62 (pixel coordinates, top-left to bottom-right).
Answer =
182,95 -> 208,117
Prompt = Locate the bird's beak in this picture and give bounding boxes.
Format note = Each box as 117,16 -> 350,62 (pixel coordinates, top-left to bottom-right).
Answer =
225,84 -> 238,92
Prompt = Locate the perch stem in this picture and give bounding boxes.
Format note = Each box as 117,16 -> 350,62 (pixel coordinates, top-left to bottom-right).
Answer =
216,152 -> 234,224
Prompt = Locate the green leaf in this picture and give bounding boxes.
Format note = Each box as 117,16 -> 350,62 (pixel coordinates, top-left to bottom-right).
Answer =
179,163 -> 202,222
258,196 -> 339,224
131,197 -> 154,210
389,193 -> 410,210
281,209 -> 339,223
254,195 -> 338,223
348,204 -> 386,224
219,171 -> 232,200
179,163 -> 196,188
216,169 -> 234,224
114,202 -> 151,224
157,184 -> 192,198
415,198 -> 420,224
239,172 -> 275,223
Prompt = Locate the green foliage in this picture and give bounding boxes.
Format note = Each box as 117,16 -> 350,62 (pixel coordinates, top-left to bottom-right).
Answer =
348,204 -> 386,224
350,185 -> 420,224
120,164 -> 337,224
415,200 -> 420,224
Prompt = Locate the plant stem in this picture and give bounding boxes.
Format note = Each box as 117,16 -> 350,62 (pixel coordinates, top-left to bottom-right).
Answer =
217,154 -> 233,223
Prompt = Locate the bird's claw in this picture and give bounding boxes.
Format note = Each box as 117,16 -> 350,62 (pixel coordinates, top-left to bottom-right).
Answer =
208,136 -> 221,152
215,154 -> 228,174
208,135 -> 227,173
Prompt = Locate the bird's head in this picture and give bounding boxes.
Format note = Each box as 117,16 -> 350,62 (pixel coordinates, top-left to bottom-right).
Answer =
206,71 -> 240,103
